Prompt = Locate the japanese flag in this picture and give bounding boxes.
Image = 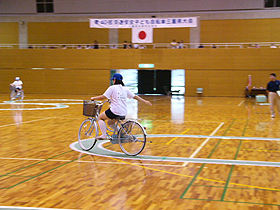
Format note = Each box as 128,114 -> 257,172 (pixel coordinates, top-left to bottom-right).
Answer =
132,28 -> 153,43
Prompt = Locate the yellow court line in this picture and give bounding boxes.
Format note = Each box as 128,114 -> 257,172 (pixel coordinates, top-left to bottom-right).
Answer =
107,157 -> 280,192
166,128 -> 190,145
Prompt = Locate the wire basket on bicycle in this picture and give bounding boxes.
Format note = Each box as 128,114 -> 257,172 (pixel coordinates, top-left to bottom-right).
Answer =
83,100 -> 103,118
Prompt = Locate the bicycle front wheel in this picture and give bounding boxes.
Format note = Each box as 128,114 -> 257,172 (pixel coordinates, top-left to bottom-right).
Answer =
118,121 -> 146,156
78,119 -> 98,151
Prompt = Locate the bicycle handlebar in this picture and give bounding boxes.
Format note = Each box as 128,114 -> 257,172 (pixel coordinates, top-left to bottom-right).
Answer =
91,99 -> 110,105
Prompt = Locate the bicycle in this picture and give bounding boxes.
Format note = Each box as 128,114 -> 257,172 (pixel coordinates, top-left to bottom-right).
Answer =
78,100 -> 148,156
10,85 -> 25,101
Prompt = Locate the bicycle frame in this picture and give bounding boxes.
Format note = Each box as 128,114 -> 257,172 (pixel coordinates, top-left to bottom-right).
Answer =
89,100 -> 147,140
79,100 -> 148,155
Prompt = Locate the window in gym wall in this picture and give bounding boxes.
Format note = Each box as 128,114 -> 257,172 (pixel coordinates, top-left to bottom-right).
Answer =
111,69 -> 138,94
36,0 -> 54,13
265,0 -> 280,7
171,69 -> 185,95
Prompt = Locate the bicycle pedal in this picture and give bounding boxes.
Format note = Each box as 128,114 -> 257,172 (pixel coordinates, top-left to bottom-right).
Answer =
110,139 -> 119,144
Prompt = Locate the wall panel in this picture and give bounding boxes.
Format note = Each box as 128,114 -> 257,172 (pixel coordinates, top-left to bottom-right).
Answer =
28,22 -> 109,44
118,29 -> 132,44
0,69 -> 110,95
185,70 -> 272,96
1,48 -> 279,96
201,19 -> 280,43
153,28 -> 190,43
0,23 -> 19,44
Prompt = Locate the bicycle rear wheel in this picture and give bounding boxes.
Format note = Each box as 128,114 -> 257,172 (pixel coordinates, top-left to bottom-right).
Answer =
118,121 -> 146,156
78,119 -> 98,151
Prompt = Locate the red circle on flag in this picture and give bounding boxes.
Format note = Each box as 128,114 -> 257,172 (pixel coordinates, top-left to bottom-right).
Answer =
139,31 -> 147,40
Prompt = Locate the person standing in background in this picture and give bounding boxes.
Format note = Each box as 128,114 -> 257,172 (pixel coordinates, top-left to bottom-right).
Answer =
267,73 -> 280,118
123,41 -> 128,49
128,42 -> 133,49
93,40 -> 99,49
170,40 -> 177,49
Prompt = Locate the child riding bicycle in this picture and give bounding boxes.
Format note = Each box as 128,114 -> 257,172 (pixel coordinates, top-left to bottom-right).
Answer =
91,73 -> 152,140
10,77 -> 24,101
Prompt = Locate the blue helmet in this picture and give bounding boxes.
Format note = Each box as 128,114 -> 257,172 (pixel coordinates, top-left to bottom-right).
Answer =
111,73 -> 123,81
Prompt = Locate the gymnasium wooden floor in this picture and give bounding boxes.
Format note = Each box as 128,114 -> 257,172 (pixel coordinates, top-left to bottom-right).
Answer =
1,94 -> 280,210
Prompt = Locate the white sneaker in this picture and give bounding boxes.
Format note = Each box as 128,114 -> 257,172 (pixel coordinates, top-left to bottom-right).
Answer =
271,114 -> 275,118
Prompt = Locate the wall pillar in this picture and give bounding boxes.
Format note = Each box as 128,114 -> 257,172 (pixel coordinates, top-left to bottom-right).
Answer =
109,29 -> 118,46
18,21 -> 28,49
189,17 -> 201,49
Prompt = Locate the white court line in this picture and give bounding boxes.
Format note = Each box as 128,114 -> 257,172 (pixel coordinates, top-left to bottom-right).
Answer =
237,100 -> 245,107
0,207 -> 79,210
0,157 -> 183,167
182,122 -> 224,167
0,117 -> 56,128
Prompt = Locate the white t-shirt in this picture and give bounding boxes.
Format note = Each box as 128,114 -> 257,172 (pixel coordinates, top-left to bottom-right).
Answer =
103,85 -> 135,116
12,80 -> 23,89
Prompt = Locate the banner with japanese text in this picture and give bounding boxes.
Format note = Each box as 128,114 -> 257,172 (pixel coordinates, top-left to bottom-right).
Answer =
89,17 -> 197,28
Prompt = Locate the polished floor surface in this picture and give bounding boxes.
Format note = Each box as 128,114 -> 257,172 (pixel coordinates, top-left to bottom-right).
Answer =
1,94 -> 280,210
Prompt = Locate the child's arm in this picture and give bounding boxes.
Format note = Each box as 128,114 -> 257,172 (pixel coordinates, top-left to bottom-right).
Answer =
91,95 -> 107,101
133,95 -> 152,106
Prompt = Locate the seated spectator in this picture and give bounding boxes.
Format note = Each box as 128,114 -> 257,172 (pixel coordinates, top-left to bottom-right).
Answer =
178,41 -> 184,49
139,45 -> 146,49
61,45 -> 67,49
76,45 -> 82,49
110,45 -> 118,49
198,44 -> 204,48
247,44 -> 254,48
170,40 -> 177,49
133,43 -> 139,49
85,45 -> 91,49
255,44 -> 260,48
212,44 -> 217,49
50,46 -> 56,49
270,43 -> 277,48
93,40 -> 99,49
28,45 -> 33,49
123,41 -> 128,49
128,42 -> 133,49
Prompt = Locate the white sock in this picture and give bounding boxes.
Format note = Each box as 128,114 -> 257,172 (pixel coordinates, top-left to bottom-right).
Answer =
98,120 -> 107,137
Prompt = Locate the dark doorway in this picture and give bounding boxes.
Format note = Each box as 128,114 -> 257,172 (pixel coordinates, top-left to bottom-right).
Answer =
138,70 -> 171,94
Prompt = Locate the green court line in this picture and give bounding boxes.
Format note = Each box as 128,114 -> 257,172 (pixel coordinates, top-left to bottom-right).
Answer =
2,150 -> 73,177
193,184 -> 280,192
179,163 -> 206,199
181,198 -> 280,207
180,119 -> 236,199
220,165 -> 235,201
0,150 -> 74,189
220,119 -> 249,201
104,143 -> 113,148
4,154 -> 88,189
206,119 -> 237,158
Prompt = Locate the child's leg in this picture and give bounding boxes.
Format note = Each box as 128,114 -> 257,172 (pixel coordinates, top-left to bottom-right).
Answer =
108,119 -> 117,131
269,92 -> 276,116
96,112 -> 109,140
